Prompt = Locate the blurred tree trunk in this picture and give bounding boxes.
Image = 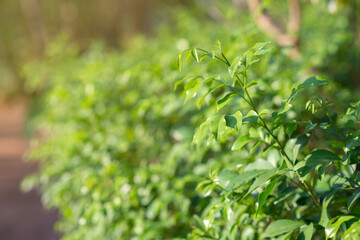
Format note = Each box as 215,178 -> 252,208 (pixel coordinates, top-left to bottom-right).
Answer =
246,0 -> 300,60
19,0 -> 48,54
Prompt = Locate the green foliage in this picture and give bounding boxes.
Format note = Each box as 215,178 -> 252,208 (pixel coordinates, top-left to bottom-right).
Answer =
22,4 -> 256,238
177,41 -> 360,239
22,1 -> 360,239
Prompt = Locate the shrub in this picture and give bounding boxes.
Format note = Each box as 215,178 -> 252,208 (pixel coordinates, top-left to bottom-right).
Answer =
177,42 -> 360,239
22,1 -> 360,239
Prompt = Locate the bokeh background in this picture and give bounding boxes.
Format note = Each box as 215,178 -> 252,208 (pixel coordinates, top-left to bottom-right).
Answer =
0,0 -> 359,239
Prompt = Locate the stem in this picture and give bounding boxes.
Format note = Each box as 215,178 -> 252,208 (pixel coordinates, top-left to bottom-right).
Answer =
301,178 -> 322,209
197,48 -> 229,65
220,52 -> 231,66
244,76 -> 322,209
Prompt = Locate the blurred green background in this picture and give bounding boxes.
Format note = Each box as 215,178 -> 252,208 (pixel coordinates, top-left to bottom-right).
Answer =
1,0 -> 359,99
0,0 -> 188,99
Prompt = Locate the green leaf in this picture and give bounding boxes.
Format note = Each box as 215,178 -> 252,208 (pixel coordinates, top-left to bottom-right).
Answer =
297,76 -> 328,89
231,135 -> 252,151
279,101 -> 293,115
244,168 -> 277,198
234,170 -> 270,190
216,170 -> 239,191
217,93 -> 236,111
247,81 -> 257,88
284,138 -> 298,163
233,111 -> 243,131
228,56 -> 242,78
348,189 -> 360,210
209,115 -> 222,140
184,81 -> 202,103
319,194 -> 334,227
243,110 -> 258,125
217,115 -> 226,140
305,122 -> 317,133
256,177 -> 280,217
177,50 -> 187,71
251,41 -> 272,54
298,223 -> 314,240
194,215 -> 207,232
196,81 -> 226,107
287,76 -> 329,102
275,231 -> 293,240
326,216 -> 356,239
192,48 -> 200,63
225,115 -> 237,128
263,219 -> 305,238
259,109 -> 270,116
245,159 -> 275,171
216,169 -> 265,191
343,220 -> 360,239
284,134 -> 310,164
297,149 -> 340,177
285,120 -> 299,137
196,179 -> 214,196
183,76 -> 200,90
245,50 -> 253,67
174,76 -> 195,91
250,141 -> 263,153
193,118 -> 211,146
307,149 -> 340,161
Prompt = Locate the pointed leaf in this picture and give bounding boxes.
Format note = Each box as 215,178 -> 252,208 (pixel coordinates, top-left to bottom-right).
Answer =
263,219 -> 305,237
298,223 -> 314,240
246,81 -> 257,88
177,50 -> 187,71
228,170 -> 268,191
196,82 -> 226,107
251,41 -> 272,50
259,109 -> 270,116
194,215 -> 207,232
243,110 -> 258,124
209,115 -> 222,139
284,134 -> 310,164
174,76 -> 195,91
225,115 -> 237,128
326,216 -> 355,239
228,56 -> 242,78
319,194 -> 334,227
279,102 -> 293,115
192,48 -> 200,63
233,111 -> 243,131
217,115 -> 226,141
244,168 -> 277,198
256,177 -> 280,217
297,76 -> 328,89
287,76 -> 328,103
217,93 -> 236,111
348,189 -> 360,211
298,150 -> 340,177
246,50 -> 253,66
231,135 -> 252,151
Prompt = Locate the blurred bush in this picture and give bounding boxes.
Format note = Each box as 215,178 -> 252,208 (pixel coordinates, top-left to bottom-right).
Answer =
21,0 -> 360,239
0,0 -> 187,98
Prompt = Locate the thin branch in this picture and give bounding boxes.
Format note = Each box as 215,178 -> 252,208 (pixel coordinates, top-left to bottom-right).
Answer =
19,0 -> 48,54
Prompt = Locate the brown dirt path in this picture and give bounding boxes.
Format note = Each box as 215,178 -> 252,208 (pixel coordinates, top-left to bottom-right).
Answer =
0,99 -> 59,240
